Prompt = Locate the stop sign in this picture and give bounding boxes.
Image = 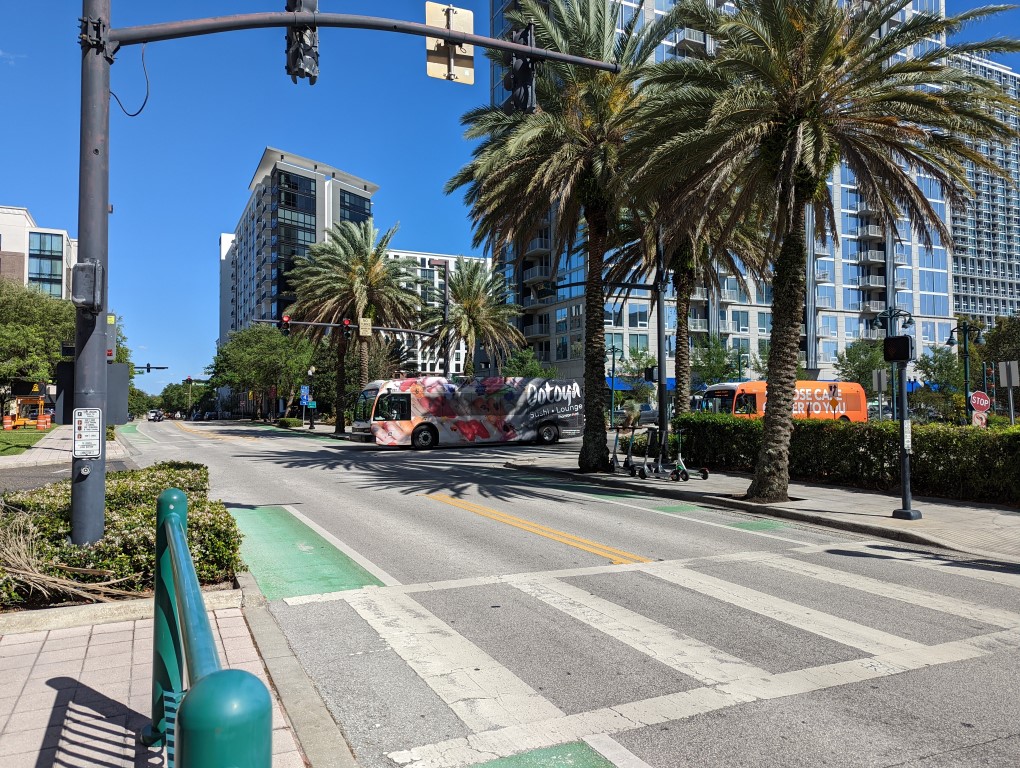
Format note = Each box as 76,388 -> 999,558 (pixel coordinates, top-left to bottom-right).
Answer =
970,390 -> 990,412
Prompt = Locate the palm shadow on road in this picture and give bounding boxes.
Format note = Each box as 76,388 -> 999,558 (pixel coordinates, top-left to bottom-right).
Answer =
224,439 -> 640,506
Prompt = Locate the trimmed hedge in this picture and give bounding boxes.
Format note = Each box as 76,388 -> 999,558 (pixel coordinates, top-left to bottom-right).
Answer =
277,417 -> 303,428
0,461 -> 242,609
672,413 -> 1020,505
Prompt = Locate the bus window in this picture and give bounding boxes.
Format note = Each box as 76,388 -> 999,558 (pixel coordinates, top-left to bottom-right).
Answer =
735,393 -> 757,414
704,390 -> 735,415
375,393 -> 411,421
354,389 -> 378,422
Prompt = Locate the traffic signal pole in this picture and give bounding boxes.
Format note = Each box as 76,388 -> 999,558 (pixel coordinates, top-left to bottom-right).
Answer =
72,0 -> 112,544
70,4 -> 617,545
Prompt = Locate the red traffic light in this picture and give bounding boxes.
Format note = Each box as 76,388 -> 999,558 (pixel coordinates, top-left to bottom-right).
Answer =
282,315 -> 291,323
187,376 -> 192,382
342,318 -> 351,326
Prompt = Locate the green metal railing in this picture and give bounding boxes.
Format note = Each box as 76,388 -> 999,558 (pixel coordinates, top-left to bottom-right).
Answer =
139,488 -> 271,767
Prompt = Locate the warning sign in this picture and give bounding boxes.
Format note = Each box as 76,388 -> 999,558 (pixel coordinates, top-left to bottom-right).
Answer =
72,408 -> 102,458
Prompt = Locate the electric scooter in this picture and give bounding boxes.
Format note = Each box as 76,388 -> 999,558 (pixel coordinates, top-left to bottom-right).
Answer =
609,424 -> 622,472
623,424 -> 637,472
637,427 -> 658,479
670,428 -> 710,482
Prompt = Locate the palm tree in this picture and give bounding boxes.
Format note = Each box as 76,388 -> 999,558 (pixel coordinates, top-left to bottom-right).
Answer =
634,0 -> 1020,501
424,257 -> 525,377
287,219 -> 422,433
447,0 -> 687,472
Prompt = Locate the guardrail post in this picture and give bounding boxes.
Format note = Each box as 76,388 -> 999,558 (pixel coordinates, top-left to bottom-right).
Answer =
139,488 -> 186,747
177,668 -> 272,767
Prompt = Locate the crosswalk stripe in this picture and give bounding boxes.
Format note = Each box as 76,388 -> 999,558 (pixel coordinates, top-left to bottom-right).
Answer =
510,578 -> 770,685
388,629 -> 1020,768
645,563 -> 924,655
752,554 -> 1020,628
820,543 -> 1020,590
346,590 -> 564,732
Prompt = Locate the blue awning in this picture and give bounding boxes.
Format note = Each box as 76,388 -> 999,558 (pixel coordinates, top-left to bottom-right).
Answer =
605,376 -> 633,391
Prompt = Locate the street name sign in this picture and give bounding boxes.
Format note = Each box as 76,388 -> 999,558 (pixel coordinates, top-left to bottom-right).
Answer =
307,400 -> 316,409
72,408 -> 102,458
970,391 -> 990,413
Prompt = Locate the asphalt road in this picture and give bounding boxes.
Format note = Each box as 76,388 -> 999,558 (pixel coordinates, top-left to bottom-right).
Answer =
0,460 -> 137,494
121,420 -> 1020,768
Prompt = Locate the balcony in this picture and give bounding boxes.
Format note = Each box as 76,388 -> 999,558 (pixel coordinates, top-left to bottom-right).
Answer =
893,253 -> 908,265
815,270 -> 833,283
856,200 -> 880,215
816,296 -> 836,309
857,275 -> 886,289
523,322 -> 550,339
690,288 -> 709,301
894,278 -> 909,290
524,237 -> 551,255
719,289 -> 740,303
799,324 -> 806,336
688,318 -> 708,332
861,328 -> 886,340
857,225 -> 884,239
522,264 -> 551,283
817,326 -> 836,339
522,295 -> 555,308
859,250 -> 886,265
860,301 -> 886,313
718,321 -> 739,334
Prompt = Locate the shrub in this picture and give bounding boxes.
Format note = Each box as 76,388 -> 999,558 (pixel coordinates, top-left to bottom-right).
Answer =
277,417 -> 303,428
106,425 -> 116,441
673,413 -> 1020,504
0,461 -> 242,609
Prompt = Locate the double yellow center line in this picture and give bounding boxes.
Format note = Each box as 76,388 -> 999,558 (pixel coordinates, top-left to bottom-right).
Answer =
427,493 -> 650,565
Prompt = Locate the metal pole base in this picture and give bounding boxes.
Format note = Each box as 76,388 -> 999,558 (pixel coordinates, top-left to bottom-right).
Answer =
892,508 -> 922,520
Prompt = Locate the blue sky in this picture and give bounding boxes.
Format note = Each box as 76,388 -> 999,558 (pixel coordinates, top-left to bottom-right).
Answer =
1,1 -> 1018,395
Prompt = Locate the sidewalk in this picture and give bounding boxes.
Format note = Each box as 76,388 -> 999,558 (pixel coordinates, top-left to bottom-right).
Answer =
505,453 -> 1020,565
0,424 -> 130,468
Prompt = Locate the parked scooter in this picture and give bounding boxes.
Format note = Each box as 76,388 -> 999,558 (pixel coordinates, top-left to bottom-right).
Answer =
622,424 -> 637,471
670,428 -> 710,482
609,424 -> 622,472
637,427 -> 658,479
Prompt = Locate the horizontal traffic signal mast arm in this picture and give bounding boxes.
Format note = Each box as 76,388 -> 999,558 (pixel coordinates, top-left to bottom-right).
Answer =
106,12 -> 620,73
251,318 -> 433,336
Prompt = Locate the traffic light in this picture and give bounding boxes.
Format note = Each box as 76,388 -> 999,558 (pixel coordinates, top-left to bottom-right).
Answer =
187,376 -> 192,383
145,363 -> 152,374
281,315 -> 291,336
644,366 -> 657,382
285,1 -> 319,85
502,24 -> 537,114
342,318 -> 353,339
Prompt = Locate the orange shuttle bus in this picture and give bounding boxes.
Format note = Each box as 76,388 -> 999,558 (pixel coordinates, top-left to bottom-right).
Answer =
350,376 -> 585,449
702,380 -> 868,422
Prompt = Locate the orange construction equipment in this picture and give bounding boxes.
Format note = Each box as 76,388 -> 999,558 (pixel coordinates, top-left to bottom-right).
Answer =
2,415 -> 12,430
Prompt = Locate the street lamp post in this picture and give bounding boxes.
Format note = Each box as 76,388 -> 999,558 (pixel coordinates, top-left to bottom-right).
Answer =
871,308 -> 920,521
945,320 -> 982,423
606,346 -> 622,424
428,259 -> 451,378
307,366 -> 316,429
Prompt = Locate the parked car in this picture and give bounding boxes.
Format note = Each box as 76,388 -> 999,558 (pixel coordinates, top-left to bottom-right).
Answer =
612,402 -> 659,426
147,410 -> 163,422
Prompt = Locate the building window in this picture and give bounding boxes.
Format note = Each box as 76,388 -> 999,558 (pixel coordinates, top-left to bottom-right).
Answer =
628,302 -> 649,328
28,232 -> 63,297
604,302 -> 623,327
629,334 -> 649,354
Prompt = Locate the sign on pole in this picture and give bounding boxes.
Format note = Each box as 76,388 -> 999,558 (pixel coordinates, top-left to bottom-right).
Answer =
972,411 -> 988,428
970,390 -> 991,413
300,384 -> 310,397
299,395 -> 309,406
307,400 -> 316,409
359,317 -> 372,337
72,408 -> 102,458
425,2 -> 474,83
999,360 -> 1019,388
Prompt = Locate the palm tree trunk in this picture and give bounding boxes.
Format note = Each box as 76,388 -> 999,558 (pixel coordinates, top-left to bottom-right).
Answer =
579,209 -> 610,473
746,200 -> 808,502
334,337 -> 349,434
672,263 -> 695,415
359,338 -> 369,389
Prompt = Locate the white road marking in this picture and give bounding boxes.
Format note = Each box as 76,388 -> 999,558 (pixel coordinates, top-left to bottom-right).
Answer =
583,734 -> 656,768
821,543 -> 1020,590
346,590 -> 564,732
646,562 -> 924,655
282,504 -> 400,587
388,629 -> 1020,767
510,578 -> 770,684
752,553 -> 1020,629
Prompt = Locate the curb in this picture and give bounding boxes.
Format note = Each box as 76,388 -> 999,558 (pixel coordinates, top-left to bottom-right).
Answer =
236,571 -> 360,768
503,462 -> 1020,566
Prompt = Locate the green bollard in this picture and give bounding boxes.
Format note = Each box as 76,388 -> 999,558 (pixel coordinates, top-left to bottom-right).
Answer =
177,669 -> 272,768
139,488 -> 187,747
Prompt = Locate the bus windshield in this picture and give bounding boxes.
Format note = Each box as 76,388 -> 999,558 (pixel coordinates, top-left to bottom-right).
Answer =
703,390 -> 735,415
354,389 -> 378,422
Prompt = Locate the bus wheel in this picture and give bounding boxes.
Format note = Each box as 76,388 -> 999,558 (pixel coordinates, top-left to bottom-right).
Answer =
411,426 -> 437,450
838,416 -> 850,422
536,423 -> 559,444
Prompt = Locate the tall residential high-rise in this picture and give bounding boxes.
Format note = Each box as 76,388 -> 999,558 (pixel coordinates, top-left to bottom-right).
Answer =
490,1 -> 962,387
0,206 -> 78,299
950,54 -> 1020,329
219,148 -> 378,345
